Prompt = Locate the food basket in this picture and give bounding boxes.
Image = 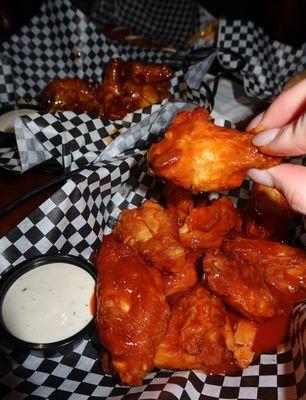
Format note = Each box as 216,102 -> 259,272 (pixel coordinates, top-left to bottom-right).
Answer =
0,1 -> 305,399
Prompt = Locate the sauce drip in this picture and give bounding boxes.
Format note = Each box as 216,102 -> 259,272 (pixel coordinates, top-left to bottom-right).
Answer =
253,290 -> 305,356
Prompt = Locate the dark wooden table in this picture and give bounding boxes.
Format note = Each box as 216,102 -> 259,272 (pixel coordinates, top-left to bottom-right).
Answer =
0,167 -> 62,237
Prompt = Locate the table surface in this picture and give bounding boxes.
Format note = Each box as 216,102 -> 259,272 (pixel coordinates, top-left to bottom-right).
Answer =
0,167 -> 61,237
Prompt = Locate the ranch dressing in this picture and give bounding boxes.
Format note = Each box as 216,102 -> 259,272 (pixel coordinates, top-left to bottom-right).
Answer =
0,108 -> 38,133
2,262 -> 95,343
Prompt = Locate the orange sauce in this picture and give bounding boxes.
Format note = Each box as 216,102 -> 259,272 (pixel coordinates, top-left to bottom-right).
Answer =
90,290 -> 96,317
254,290 -> 305,353
227,290 -> 305,365
214,289 -> 305,377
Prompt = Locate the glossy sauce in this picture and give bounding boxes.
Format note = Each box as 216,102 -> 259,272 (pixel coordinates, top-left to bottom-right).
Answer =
2,263 -> 96,343
226,289 -> 306,368
253,290 -> 306,356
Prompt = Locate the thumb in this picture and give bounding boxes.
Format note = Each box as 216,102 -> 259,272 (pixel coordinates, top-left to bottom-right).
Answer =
247,78 -> 306,132
251,112 -> 306,156
247,164 -> 306,215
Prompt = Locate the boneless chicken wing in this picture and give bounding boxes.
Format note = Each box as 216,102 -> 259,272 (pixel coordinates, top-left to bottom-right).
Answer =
96,235 -> 170,386
203,249 -> 279,321
147,108 -> 280,193
223,237 -> 306,294
154,285 -> 257,372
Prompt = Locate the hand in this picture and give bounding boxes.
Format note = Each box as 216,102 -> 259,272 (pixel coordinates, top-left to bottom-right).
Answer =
246,78 -> 306,214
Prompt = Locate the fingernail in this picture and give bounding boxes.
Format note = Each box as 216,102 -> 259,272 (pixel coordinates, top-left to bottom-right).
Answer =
247,169 -> 274,187
252,128 -> 280,147
247,111 -> 265,131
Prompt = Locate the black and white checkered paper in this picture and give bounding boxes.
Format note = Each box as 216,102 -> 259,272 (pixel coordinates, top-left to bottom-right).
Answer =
0,72 -> 210,174
0,0 -> 213,173
89,0 -> 213,49
0,99 -> 306,400
217,19 -> 306,99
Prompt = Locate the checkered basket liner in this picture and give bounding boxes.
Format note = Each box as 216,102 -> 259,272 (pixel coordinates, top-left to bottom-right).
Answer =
0,77 -> 211,174
0,0 -> 215,107
0,101 -> 305,400
217,19 -> 306,99
89,0 -> 213,49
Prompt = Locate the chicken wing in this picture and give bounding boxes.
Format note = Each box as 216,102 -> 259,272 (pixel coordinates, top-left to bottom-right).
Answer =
115,200 -> 183,273
223,237 -> 306,294
242,183 -> 294,241
115,200 -> 198,296
103,59 -> 172,118
203,249 -> 279,321
40,58 -> 173,120
97,58 -> 128,120
179,196 -> 242,249
39,78 -> 102,115
147,108 -> 281,193
96,234 -> 170,386
164,182 -> 195,226
154,284 -> 257,373
230,319 -> 257,369
126,60 -> 174,84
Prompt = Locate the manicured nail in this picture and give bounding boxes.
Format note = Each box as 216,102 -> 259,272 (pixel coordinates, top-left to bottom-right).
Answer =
252,128 -> 280,147
247,169 -> 273,187
247,111 -> 265,131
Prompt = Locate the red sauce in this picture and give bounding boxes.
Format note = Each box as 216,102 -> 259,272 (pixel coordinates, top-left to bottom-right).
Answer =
253,290 -> 306,355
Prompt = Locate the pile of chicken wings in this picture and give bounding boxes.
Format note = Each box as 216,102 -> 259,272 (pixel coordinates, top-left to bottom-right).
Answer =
96,108 -> 306,386
39,58 -> 173,120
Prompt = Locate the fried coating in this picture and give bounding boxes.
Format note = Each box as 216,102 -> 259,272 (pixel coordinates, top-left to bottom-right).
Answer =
39,78 -> 102,115
164,182 -> 194,226
179,197 -> 242,249
96,234 -> 170,386
126,60 -> 173,84
40,58 -> 173,120
163,248 -> 200,297
154,285 -> 257,372
115,200 -> 183,272
223,237 -> 306,294
147,108 -> 281,193
115,200 -> 198,296
230,319 -> 257,369
243,183 -> 295,241
98,58 -> 127,120
203,249 -> 279,321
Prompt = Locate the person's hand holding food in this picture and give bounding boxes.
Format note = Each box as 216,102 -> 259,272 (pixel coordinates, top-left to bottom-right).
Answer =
247,78 -> 306,214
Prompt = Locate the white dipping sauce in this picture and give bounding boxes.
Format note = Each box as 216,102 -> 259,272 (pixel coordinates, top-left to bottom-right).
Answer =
0,108 -> 38,133
2,262 -> 95,343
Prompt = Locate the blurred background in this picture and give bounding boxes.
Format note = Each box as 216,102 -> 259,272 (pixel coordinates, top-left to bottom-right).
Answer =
0,0 -> 305,47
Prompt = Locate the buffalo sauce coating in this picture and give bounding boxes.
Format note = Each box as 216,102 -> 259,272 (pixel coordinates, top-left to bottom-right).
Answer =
252,290 -> 306,355
227,289 -> 306,361
96,234 -> 170,386
96,234 -> 305,380
147,108 -> 281,193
